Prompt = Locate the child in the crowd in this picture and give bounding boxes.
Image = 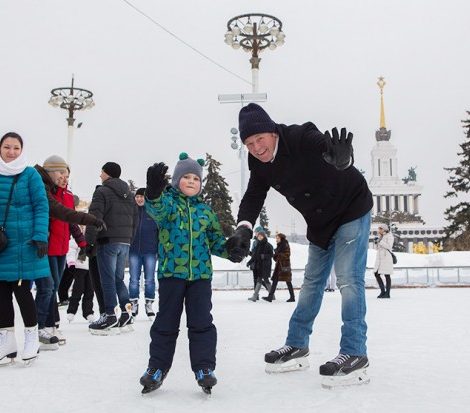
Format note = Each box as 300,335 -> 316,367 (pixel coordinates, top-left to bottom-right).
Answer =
139,153 -> 231,394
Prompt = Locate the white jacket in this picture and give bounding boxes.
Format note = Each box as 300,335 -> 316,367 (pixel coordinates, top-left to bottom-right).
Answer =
66,238 -> 89,270
373,232 -> 394,275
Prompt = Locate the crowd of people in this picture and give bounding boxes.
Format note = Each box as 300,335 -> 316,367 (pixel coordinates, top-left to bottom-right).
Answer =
1,101 -> 395,393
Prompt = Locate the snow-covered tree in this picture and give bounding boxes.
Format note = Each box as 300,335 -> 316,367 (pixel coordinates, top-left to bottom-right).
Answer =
259,206 -> 271,237
443,112 -> 470,250
201,153 -> 235,237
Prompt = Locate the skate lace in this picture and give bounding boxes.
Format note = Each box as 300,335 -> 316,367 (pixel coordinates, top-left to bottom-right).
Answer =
275,345 -> 293,355
93,313 -> 107,325
330,354 -> 351,365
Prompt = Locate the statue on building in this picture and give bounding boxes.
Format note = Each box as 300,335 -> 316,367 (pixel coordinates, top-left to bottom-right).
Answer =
403,166 -> 417,184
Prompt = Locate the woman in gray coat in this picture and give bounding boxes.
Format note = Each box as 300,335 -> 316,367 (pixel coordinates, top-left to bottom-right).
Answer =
373,223 -> 394,298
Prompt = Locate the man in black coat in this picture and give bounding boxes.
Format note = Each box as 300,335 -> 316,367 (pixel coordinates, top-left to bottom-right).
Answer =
86,162 -> 136,334
226,104 -> 373,386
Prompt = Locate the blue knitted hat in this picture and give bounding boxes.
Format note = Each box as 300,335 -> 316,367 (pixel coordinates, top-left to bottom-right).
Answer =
238,103 -> 277,142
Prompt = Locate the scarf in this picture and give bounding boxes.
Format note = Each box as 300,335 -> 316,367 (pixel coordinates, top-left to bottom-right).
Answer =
0,152 -> 28,176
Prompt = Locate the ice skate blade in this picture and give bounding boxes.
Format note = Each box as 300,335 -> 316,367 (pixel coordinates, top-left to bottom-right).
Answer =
147,316 -> 155,321
321,368 -> 370,389
89,327 -> 121,336
141,385 -> 159,394
22,355 -> 39,366
265,357 -> 310,374
58,339 -> 66,346
202,387 -> 212,395
0,354 -> 16,367
39,343 -> 59,351
119,325 -> 134,333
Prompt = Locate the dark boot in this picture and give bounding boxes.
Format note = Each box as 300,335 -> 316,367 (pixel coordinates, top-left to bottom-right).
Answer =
384,275 -> 391,298
286,282 -> 295,302
375,272 -> 386,298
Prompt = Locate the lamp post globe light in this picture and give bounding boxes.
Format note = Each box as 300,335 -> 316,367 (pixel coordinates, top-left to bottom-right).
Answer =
225,13 -> 285,93
48,76 -> 94,169
229,127 -> 247,196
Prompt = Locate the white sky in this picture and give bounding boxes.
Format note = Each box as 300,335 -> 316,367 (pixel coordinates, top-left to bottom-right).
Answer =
1,0 -> 469,235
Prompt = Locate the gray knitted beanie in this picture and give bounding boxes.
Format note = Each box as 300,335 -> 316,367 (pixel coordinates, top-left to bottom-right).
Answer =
171,152 -> 205,195
43,154 -> 68,172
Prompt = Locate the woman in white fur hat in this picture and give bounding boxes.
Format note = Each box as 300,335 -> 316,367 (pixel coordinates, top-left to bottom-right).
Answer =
373,223 -> 394,298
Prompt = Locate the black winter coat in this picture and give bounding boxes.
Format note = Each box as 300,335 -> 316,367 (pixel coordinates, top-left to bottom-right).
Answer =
237,123 -> 373,249
86,178 -> 136,245
249,237 -> 273,280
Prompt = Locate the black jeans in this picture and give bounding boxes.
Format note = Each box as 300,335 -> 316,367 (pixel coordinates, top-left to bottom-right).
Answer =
268,274 -> 295,299
149,278 -> 216,372
58,266 -> 75,302
0,280 -> 37,328
89,256 -> 105,315
67,267 -> 94,319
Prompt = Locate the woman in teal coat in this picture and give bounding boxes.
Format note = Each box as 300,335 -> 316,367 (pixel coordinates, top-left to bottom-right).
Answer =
0,132 -> 49,366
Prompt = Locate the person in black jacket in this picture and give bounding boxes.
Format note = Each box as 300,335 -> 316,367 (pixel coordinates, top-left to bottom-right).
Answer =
226,104 -> 373,385
246,230 -> 273,302
86,162 -> 136,335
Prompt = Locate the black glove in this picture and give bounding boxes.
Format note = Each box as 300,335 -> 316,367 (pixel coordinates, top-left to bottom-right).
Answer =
226,226 -> 253,263
85,244 -> 97,258
322,127 -> 354,170
30,240 -> 48,258
93,218 -> 107,232
78,246 -> 87,261
146,162 -> 169,200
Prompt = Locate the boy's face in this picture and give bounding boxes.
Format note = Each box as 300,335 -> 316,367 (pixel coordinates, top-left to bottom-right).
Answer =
179,173 -> 201,197
135,194 -> 145,206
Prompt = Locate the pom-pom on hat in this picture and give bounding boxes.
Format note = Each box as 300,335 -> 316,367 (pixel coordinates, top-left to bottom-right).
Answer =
43,155 -> 68,172
238,103 -> 277,142
102,162 -> 121,179
171,152 -> 204,195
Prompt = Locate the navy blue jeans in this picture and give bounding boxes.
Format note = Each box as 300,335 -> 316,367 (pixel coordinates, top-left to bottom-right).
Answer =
128,252 -> 157,300
286,212 -> 371,356
148,278 -> 216,372
97,243 -> 130,315
35,255 -> 66,329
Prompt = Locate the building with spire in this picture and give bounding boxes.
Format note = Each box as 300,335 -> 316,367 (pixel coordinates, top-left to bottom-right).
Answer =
368,77 -> 444,252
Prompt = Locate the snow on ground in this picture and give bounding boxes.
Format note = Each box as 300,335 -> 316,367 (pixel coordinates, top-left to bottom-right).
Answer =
2,288 -> 470,413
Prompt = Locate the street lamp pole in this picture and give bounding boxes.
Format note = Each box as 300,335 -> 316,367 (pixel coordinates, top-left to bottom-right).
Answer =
48,76 -> 95,170
220,13 -> 285,197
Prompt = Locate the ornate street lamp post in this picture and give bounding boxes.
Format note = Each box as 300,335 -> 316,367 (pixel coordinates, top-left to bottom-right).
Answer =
48,76 -> 95,169
224,13 -> 285,92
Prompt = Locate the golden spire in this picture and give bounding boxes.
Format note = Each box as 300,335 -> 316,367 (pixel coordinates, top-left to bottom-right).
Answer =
377,76 -> 386,129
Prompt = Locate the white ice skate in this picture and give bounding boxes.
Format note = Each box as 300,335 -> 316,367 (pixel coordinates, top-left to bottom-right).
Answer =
0,328 -> 17,367
22,326 -> 40,366
145,299 -> 155,321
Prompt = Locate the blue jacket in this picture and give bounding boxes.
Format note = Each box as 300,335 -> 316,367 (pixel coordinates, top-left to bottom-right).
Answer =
0,167 -> 50,281
130,205 -> 158,255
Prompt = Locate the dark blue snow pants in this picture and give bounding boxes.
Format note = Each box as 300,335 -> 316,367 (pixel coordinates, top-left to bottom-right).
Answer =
148,278 -> 216,372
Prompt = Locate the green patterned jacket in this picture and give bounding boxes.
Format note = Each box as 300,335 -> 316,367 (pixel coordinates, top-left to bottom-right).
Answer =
145,187 -> 228,281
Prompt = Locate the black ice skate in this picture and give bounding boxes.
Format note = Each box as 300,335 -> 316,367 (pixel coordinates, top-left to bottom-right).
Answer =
264,345 -> 310,374
195,368 -> 217,394
319,354 -> 370,389
118,303 -> 134,333
89,314 -> 120,336
140,367 -> 168,394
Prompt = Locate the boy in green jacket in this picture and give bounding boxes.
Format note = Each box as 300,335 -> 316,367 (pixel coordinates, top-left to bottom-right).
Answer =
140,153 -> 230,395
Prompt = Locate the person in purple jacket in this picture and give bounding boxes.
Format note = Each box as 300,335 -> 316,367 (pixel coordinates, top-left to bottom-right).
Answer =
129,188 -> 158,320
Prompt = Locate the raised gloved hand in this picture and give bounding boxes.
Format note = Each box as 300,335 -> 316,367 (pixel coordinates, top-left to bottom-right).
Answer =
30,240 -> 48,258
93,218 -> 107,232
146,162 -> 169,200
78,246 -> 87,261
85,244 -> 97,258
322,127 -> 354,170
226,226 -> 253,263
